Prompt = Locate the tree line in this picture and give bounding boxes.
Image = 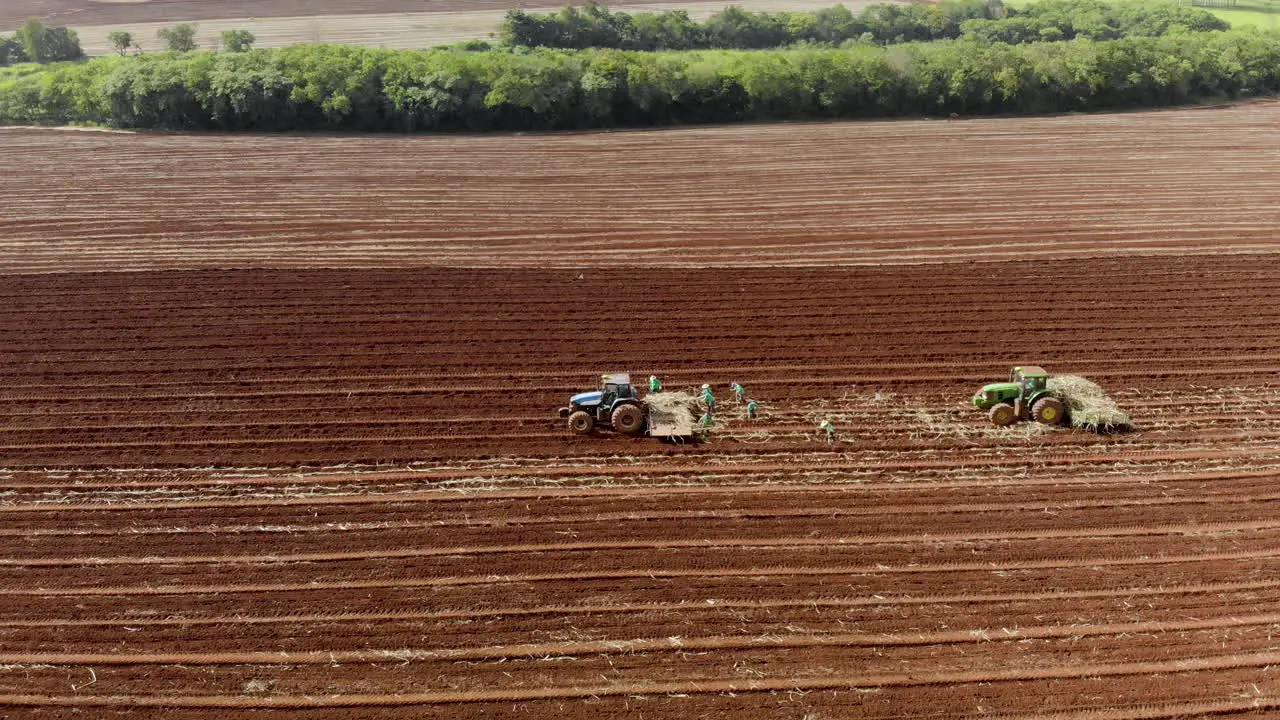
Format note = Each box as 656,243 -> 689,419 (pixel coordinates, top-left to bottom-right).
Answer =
962,0 -> 1228,43
2,21 -> 256,65
1,20 -> 82,66
501,0 -> 1229,50
106,25 -> 257,55
0,30 -> 1276,132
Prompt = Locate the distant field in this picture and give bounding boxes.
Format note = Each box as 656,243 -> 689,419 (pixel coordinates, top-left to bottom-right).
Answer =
64,0 -> 898,55
9,0 -> 1274,39
1208,0 -> 1280,27
2,0 -> 907,33
1002,0 -> 1280,27
2,0 -> 604,29
2,102 -> 1278,274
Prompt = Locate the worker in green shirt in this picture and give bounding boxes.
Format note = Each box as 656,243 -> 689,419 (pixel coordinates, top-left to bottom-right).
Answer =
745,399 -> 759,419
701,384 -> 716,414
649,375 -> 662,392
730,382 -> 745,403
819,419 -> 836,442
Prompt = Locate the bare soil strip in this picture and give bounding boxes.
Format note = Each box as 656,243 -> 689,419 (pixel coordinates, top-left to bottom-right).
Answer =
2,103 -> 1278,273
3,0 -> 872,29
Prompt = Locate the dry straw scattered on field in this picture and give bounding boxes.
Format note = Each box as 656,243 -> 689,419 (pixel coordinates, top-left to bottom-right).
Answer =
910,409 -> 1055,440
1048,375 -> 1134,432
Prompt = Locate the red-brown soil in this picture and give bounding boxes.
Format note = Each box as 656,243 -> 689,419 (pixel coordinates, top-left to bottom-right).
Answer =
2,102 -> 1279,273
3,107 -> 1280,717
8,0 -> 921,32
1,259 -> 1279,466
1,0 -> 601,30
3,254 -> 1280,717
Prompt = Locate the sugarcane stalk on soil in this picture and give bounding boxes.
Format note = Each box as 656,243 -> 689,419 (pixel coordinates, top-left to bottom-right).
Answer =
1047,375 -> 1133,432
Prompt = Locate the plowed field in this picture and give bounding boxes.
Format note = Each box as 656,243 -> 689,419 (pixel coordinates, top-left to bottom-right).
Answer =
3,102 -> 1279,273
1,0 -> 755,27
3,107 -> 1280,717
7,0 -> 903,55
63,0 -> 872,57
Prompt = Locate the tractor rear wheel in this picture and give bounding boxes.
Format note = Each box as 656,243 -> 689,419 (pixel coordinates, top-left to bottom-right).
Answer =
1032,397 -> 1066,425
568,411 -> 594,435
989,403 -> 1016,427
612,403 -> 646,435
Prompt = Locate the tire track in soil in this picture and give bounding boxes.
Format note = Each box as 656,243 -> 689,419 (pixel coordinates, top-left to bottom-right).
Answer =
8,487 -> 1280,535
8,517 -> 1280,566
6,351 -> 1280,392
4,446 -> 1278,508
0,462 -> 1272,493
5,650 -> 1280,706
1,576 -> 1276,629
10,607 -> 1280,663
0,403 -> 1269,438
11,545 -> 1280,596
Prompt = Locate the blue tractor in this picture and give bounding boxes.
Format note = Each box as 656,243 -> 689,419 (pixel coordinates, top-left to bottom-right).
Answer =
558,373 -> 647,436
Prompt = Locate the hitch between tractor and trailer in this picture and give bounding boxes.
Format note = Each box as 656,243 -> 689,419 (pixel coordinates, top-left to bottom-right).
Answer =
558,373 -> 698,441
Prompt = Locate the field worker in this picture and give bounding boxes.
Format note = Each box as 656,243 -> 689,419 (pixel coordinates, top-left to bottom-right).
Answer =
699,412 -> 714,427
746,399 -> 759,419
730,382 -> 745,403
701,384 -> 716,413
649,375 -> 662,392
819,419 -> 836,442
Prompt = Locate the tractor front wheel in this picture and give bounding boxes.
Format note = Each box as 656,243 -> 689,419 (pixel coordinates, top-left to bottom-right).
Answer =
989,403 -> 1016,427
612,403 -> 646,435
1032,397 -> 1066,425
568,411 -> 595,435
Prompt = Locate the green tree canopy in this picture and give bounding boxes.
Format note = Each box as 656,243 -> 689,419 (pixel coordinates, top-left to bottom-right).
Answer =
18,19 -> 47,62
221,29 -> 255,53
1,31 -> 1276,131
108,31 -> 134,56
158,23 -> 198,52
0,35 -> 27,66
501,0 -> 1226,49
11,20 -> 82,63
42,27 -> 82,61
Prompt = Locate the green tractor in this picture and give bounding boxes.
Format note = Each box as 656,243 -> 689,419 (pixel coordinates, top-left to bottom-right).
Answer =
971,366 -> 1066,427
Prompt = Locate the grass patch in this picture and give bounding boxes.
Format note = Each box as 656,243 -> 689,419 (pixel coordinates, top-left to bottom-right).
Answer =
0,62 -> 53,81
1207,0 -> 1280,27
1003,0 -> 1280,27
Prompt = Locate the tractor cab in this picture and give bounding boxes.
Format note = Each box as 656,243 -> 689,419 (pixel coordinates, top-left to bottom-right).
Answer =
598,374 -> 637,414
1012,366 -> 1048,394
573,373 -> 637,420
